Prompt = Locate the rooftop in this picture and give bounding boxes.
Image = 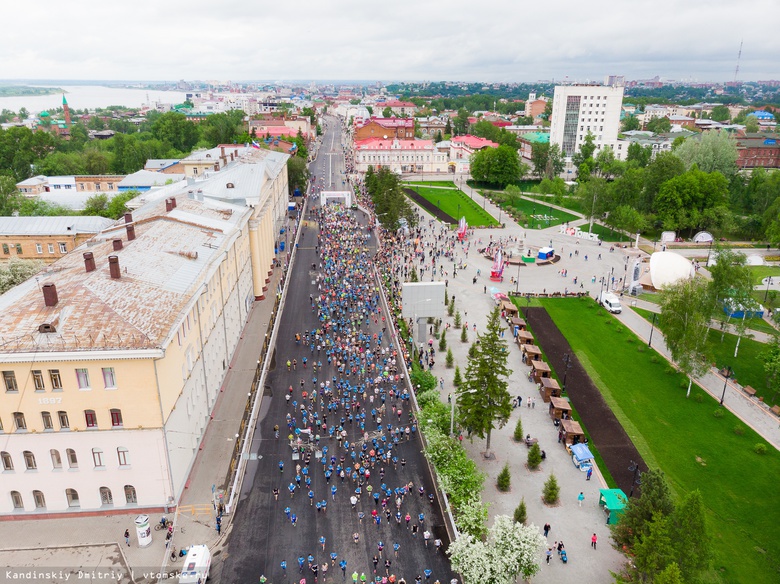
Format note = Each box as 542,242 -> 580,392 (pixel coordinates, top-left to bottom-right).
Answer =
355,138 -> 433,151
0,216 -> 114,236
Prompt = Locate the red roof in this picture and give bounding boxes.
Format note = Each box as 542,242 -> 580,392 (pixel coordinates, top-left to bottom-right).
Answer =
356,116 -> 414,129
492,121 -> 512,128
452,135 -> 499,149
355,138 -> 433,150
378,100 -> 416,108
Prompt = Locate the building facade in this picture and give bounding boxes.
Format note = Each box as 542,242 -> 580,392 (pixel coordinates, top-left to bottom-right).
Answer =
0,217 -> 115,263
353,139 -> 447,174
354,117 -> 415,141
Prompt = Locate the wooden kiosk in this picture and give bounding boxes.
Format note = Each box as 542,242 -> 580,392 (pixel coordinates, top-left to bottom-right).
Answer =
516,330 -> 535,345
560,419 -> 585,445
508,317 -> 527,331
530,360 -> 551,384
539,377 -> 561,401
522,344 -> 542,363
500,300 -> 519,318
549,396 -> 572,420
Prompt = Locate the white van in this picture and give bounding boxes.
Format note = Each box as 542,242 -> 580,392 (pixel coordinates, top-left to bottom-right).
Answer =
599,292 -> 622,314
178,545 -> 211,583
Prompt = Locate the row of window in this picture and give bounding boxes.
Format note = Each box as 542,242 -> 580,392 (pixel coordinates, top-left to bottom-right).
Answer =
10,484 -> 137,510
1,446 -> 131,471
3,367 -> 117,393
1,242 -> 68,255
2,408 -> 123,432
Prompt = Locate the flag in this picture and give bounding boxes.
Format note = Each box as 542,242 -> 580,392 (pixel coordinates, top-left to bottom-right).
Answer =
251,140 -> 261,149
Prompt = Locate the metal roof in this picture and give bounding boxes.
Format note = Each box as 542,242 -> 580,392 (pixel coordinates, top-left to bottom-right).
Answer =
0,216 -> 115,236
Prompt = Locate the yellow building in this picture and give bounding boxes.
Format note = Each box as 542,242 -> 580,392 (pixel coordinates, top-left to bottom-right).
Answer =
0,148 -> 289,516
0,216 -> 115,263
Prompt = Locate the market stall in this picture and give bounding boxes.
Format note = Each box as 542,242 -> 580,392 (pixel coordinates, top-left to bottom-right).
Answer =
539,376 -> 561,401
522,344 -> 542,363
599,489 -> 628,525
516,330 -> 535,345
560,418 -> 585,445
549,396 -> 572,420
531,360 -> 551,384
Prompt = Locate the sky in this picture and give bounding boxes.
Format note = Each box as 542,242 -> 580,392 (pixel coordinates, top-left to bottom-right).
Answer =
3,0 -> 778,83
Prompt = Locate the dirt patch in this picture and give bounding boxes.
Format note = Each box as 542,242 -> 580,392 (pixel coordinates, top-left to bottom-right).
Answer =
524,307 -> 646,495
404,188 -> 457,224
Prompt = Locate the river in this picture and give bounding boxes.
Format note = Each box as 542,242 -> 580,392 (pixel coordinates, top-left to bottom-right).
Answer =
0,85 -> 189,114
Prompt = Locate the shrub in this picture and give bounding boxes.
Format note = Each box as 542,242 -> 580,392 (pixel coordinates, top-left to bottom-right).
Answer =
497,463 -> 511,492
754,443 -> 768,455
453,366 -> 463,387
694,393 -> 704,403
461,327 -> 468,343
615,325 -> 624,333
446,348 -> 454,368
448,298 -> 455,317
604,319 -> 612,326
626,337 -> 635,344
636,345 -> 645,353
468,344 -> 478,359
527,443 -> 542,470
444,290 -> 449,306
439,329 -> 447,351
454,311 -> 462,329
664,366 -> 677,375
650,355 -> 660,364
513,417 -> 524,442
733,424 -> 745,436
712,409 -> 725,418
514,498 -> 527,524
543,473 -> 560,504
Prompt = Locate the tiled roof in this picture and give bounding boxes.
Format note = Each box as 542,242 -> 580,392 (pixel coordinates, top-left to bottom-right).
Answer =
355,139 -> 433,151
0,216 -> 114,236
451,135 -> 499,149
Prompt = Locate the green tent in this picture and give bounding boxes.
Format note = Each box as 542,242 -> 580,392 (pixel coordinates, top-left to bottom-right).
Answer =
598,488 -> 628,525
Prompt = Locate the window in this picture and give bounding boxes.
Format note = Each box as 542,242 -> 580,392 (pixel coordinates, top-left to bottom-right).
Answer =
23,451 -> 36,470
102,368 -> 116,389
66,488 -> 80,507
15,244 -> 22,254
32,370 -> 45,391
33,490 -> 46,509
100,486 -> 113,505
11,491 -> 23,509
41,411 -> 53,430
66,448 -> 78,468
3,371 -> 18,392
75,368 -> 90,390
58,243 -> 67,254
92,448 -> 104,468
47,243 -> 54,254
84,410 -> 97,428
13,412 -> 26,431
124,485 -> 137,504
110,409 -> 123,427
51,449 -> 62,469
36,244 -> 43,254
58,410 -> 69,429
49,369 -> 62,390
1,451 -> 13,471
2,244 -> 8,255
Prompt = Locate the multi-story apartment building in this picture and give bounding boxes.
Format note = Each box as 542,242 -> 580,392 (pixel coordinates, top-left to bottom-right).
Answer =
549,84 -> 624,167
0,147 -> 289,516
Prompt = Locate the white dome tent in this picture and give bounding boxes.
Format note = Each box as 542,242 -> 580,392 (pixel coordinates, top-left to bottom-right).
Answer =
636,252 -> 695,291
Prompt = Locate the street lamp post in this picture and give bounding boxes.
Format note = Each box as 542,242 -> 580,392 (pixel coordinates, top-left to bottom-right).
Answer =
562,353 -> 573,391
765,277 -> 773,303
628,460 -> 642,497
515,261 -> 521,294
706,240 -> 714,266
720,366 -> 732,406
648,312 -> 657,347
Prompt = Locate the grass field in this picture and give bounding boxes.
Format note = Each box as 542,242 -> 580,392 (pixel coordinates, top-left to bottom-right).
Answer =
493,196 -> 578,229
748,265 -> 780,286
403,181 -> 457,188
409,186 -> 499,227
632,306 -> 777,405
542,297 -> 779,584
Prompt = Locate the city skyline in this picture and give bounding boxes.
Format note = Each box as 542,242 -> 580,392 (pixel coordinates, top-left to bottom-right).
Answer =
3,0 -> 777,83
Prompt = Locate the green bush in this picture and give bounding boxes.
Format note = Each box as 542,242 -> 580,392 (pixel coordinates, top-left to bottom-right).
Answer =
497,463 -> 511,492
733,424 -> 745,436
446,348 -> 454,368
444,290 -> 449,306
453,366 -> 463,387
454,311 -> 462,329
448,298 -> 455,317
615,325 -> 624,333
626,337 -> 635,344
713,409 -> 725,418
513,416 -> 524,442
754,443 -> 768,455
468,344 -> 478,359
650,355 -> 660,364
461,327 -> 468,343
439,329 -> 447,351
514,498 -> 527,524
694,393 -> 704,403
543,473 -> 560,504
527,443 -> 542,470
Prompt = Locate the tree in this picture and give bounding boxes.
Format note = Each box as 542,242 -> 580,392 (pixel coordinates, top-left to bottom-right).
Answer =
621,115 -> 641,132
642,152 -> 686,212
0,175 -> 21,216
447,515 -> 546,584
745,116 -> 759,133
439,328 -> 447,351
456,497 -> 489,540
513,498 -> 527,524
82,193 -> 109,217
646,116 -> 672,134
0,258 -> 45,294
457,307 -> 512,457
444,119 -> 452,135
626,142 -> 653,168
460,326 -> 468,343
151,111 -> 199,152
497,463 -> 511,492
366,166 -> 416,230
542,473 -> 560,504
527,443 -> 542,469
633,513 -> 675,579
200,110 -> 245,146
673,130 -> 738,176
512,416 -> 523,442
446,348 -> 454,368
382,106 -> 393,118
708,247 -> 755,338
453,365 -> 463,387
654,563 -> 684,584
105,191 -> 138,219
454,311 -> 462,328
653,167 -> 730,233
761,336 -> 780,405
710,105 -> 731,122
658,277 -> 713,396
287,156 -> 310,196
612,468 -> 675,549
669,490 -> 712,580
470,145 -> 522,188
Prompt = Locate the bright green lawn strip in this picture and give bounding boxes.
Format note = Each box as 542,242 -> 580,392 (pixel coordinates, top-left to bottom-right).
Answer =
410,186 -> 499,227
586,223 -> 631,243
542,297 -> 779,584
494,196 -> 578,229
637,292 -> 661,305
747,265 -> 780,286
632,306 -> 776,405
510,297 -> 618,488
403,181 -> 457,188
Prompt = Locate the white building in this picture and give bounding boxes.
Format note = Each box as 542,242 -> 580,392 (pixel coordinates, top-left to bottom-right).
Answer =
549,85 -> 624,168
353,139 -> 447,174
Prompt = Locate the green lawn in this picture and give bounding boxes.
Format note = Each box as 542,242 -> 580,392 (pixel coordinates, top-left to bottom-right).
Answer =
748,265 -> 780,286
403,181 -> 457,188
493,196 -> 578,229
586,223 -> 633,243
632,306 -> 776,405
542,297 -> 779,584
409,186 -> 499,227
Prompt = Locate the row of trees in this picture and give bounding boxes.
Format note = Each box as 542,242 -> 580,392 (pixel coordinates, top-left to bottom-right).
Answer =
365,166 -> 417,231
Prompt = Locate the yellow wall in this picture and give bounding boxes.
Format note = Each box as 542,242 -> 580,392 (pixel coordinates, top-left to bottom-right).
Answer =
0,233 -> 95,263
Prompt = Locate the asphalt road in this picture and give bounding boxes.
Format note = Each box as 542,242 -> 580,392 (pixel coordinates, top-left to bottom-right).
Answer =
220,119 -> 455,584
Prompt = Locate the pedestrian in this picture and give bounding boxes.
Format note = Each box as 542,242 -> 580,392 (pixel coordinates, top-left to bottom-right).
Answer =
543,523 -> 550,538
591,533 -> 598,549
586,467 -> 593,481
532,397 -> 536,409
546,548 -> 552,564
124,529 -> 130,546
216,516 -> 221,534
578,492 -> 584,507
353,532 -> 360,544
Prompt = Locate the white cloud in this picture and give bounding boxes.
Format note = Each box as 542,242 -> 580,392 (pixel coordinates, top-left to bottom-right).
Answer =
2,0 -> 778,81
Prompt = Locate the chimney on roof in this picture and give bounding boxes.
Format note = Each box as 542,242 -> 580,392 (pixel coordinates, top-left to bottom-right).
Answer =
112,238 -> 123,251
170,197 -> 177,209
165,198 -> 174,212
124,212 -> 133,224
83,252 -> 96,272
220,146 -> 225,158
126,222 -> 136,241
42,283 -> 58,307
108,255 -> 121,279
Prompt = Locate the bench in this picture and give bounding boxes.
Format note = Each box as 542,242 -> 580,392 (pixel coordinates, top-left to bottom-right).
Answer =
524,437 -> 539,448
743,385 -> 757,398
771,405 -> 780,418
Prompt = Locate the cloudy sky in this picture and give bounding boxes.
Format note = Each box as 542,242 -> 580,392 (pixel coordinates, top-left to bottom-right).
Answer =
3,0 -> 778,83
